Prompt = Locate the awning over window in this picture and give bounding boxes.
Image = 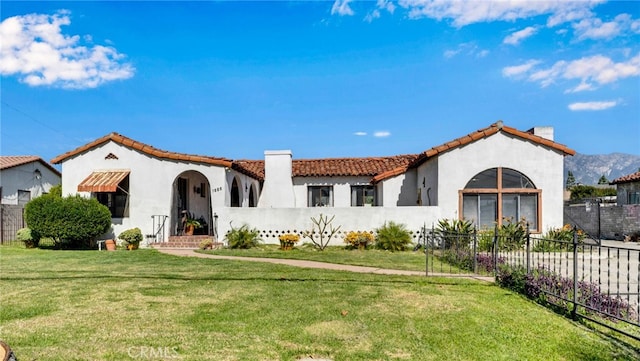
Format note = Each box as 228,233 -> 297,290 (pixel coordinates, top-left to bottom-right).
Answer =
78,170 -> 130,192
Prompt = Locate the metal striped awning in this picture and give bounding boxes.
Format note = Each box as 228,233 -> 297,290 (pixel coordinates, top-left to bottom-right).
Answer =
77,170 -> 130,192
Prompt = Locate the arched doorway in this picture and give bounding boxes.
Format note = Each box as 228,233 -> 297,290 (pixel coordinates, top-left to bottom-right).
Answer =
171,170 -> 212,236
230,177 -> 241,207
248,184 -> 256,207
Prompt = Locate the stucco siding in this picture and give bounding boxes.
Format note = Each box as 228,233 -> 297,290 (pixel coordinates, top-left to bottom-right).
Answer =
1,162 -> 60,205
435,132 -> 565,230
61,141 -> 229,239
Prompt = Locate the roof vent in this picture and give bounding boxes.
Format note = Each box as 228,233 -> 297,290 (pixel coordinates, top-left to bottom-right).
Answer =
105,153 -> 119,160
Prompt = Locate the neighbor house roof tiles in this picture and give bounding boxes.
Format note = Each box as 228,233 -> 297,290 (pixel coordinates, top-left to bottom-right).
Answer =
611,171 -> 640,185
0,156 -> 61,176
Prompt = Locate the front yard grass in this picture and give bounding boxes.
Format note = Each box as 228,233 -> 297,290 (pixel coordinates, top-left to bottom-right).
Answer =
202,244 -> 460,273
1,246 -> 639,360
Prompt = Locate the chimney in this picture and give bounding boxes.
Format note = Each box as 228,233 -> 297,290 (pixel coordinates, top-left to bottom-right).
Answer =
257,150 -> 295,207
528,126 -> 554,141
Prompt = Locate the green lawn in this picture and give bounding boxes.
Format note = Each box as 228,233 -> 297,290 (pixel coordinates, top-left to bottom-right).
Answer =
1,246 -> 638,360
202,244 -> 462,273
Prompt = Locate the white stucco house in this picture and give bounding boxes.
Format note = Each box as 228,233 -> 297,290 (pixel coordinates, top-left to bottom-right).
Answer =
51,121 -> 575,245
0,156 -> 61,205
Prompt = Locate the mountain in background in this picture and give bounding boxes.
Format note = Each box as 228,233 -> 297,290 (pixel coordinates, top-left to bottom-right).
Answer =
564,153 -> 640,186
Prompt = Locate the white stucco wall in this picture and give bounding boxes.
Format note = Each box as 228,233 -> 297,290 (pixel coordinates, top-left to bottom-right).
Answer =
60,141 -> 229,240
417,158 -> 438,206
425,132 -> 566,231
218,206 -> 441,246
378,169 -> 418,206
0,162 -> 60,205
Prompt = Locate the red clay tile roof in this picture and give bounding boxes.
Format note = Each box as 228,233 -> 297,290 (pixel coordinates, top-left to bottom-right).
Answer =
51,132 -> 233,168
0,156 -> 61,176
53,122 -> 575,184
233,155 -> 418,182
611,171 -> 640,185
408,121 -> 576,169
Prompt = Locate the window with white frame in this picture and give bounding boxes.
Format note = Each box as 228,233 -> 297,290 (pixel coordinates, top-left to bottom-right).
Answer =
308,186 -> 333,207
351,185 -> 375,206
461,168 -> 540,232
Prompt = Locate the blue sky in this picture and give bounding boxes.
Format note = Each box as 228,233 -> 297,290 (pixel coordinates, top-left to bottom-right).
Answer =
1,1 -> 639,165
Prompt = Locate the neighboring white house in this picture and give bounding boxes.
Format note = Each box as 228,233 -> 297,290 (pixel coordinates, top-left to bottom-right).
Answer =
51,121 -> 575,245
0,156 -> 61,205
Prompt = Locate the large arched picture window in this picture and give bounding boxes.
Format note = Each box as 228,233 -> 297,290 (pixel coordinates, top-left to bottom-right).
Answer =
460,168 -> 540,232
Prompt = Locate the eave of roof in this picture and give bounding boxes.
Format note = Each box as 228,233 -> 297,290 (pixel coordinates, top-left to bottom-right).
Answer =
611,171 -> 640,185
0,156 -> 61,177
408,121 -> 576,169
51,132 -> 233,167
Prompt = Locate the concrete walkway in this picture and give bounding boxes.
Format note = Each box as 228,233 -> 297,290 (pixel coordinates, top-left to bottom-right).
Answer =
157,248 -> 494,282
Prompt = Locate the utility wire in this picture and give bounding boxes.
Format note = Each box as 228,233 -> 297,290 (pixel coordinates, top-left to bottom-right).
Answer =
1,100 -> 85,145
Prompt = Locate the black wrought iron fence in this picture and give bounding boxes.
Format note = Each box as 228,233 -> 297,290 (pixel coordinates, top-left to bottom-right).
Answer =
426,225 -> 640,340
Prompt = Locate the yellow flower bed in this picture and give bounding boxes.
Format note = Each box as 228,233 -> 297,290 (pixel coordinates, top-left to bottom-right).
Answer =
344,231 -> 375,249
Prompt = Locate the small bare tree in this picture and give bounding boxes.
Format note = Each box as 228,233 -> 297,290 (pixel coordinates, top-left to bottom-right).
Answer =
301,213 -> 342,251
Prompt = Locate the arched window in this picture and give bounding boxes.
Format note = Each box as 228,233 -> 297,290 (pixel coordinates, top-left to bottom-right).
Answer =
230,178 -> 241,207
248,184 -> 256,207
461,168 -> 540,231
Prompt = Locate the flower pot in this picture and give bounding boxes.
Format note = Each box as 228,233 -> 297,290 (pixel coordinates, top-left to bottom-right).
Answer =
185,225 -> 195,236
105,239 -> 116,251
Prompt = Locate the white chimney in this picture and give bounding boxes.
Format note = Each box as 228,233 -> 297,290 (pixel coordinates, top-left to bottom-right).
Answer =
529,126 -> 554,141
257,150 -> 295,207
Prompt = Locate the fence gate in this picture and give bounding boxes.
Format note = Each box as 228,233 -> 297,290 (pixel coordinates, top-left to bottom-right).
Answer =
1,205 -> 25,244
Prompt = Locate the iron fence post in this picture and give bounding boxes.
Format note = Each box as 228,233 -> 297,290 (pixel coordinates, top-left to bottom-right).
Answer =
526,223 -> 530,274
472,227 -> 477,274
424,223 -> 429,277
493,225 -> 498,276
572,225 -> 579,320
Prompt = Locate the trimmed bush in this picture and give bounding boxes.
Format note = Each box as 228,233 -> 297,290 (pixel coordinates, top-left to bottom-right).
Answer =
16,227 -> 40,248
24,194 -> 112,249
226,224 -> 260,249
375,221 -> 412,252
118,227 -> 143,250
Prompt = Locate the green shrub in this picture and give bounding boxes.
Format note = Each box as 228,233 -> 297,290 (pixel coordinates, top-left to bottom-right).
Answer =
118,227 -> 143,250
199,239 -> 214,250
497,217 -> 527,251
375,221 -> 412,252
435,219 -> 474,249
16,227 -> 40,248
226,224 -> 261,249
24,194 -> 112,249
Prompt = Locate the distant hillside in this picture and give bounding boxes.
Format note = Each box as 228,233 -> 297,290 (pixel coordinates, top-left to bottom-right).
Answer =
564,153 -> 640,186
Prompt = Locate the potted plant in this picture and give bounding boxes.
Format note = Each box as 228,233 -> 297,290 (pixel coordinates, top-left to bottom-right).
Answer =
184,218 -> 202,236
279,233 -> 300,251
118,227 -> 143,250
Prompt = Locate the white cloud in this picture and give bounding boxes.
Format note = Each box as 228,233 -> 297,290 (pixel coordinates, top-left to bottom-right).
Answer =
0,11 -> 134,89
365,0 -> 396,22
503,26 -> 538,45
502,59 -> 541,77
397,0 -> 602,27
443,42 -> 488,59
573,15 -> 621,40
568,100 -> 618,111
354,131 -> 367,136
331,0 -> 354,16
374,131 -> 391,137
503,54 -> 640,91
